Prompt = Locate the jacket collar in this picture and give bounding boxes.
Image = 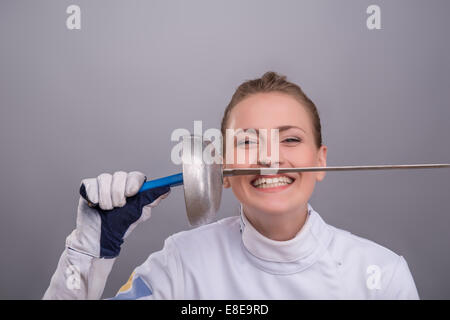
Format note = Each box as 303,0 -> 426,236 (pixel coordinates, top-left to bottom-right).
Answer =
239,203 -> 334,274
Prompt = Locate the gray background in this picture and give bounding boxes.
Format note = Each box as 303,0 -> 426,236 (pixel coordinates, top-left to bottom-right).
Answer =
0,0 -> 449,299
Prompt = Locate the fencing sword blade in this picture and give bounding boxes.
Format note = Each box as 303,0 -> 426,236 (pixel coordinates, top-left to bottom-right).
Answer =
222,163 -> 450,176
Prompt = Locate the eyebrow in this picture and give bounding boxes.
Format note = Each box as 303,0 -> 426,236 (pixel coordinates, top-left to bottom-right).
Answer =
237,126 -> 306,134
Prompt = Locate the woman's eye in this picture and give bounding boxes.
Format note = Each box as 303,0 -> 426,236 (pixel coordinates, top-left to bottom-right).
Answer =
236,137 -> 300,147
237,139 -> 257,146
282,137 -> 301,143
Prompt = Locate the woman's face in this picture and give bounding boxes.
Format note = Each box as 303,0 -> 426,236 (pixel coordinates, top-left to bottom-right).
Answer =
223,92 -> 327,218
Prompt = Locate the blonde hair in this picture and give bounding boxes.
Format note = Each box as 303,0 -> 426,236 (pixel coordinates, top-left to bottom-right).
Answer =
220,71 -> 323,153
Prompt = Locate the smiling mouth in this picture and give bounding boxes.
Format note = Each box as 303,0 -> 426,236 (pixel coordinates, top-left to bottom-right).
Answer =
251,175 -> 295,189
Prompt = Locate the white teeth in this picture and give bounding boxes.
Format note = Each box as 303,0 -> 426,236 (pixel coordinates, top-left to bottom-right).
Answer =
258,182 -> 287,188
252,176 -> 294,188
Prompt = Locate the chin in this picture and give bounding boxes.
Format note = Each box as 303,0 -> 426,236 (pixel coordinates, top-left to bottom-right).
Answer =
249,199 -> 298,216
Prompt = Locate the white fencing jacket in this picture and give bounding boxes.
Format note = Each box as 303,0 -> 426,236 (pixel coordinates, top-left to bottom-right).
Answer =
44,203 -> 419,299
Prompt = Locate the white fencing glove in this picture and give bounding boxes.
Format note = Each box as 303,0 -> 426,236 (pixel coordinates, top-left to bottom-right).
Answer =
66,171 -> 170,258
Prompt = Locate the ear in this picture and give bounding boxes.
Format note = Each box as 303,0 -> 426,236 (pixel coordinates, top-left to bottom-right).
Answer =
316,145 -> 327,182
223,176 -> 231,188
222,156 -> 231,188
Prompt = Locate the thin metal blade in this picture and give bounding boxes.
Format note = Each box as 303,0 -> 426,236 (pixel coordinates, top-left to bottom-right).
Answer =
223,163 -> 450,176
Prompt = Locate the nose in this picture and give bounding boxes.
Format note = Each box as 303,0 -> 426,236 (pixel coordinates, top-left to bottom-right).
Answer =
257,132 -> 281,167
258,154 -> 281,168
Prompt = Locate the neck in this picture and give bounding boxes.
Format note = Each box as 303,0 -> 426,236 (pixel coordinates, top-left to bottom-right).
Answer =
242,204 -> 309,241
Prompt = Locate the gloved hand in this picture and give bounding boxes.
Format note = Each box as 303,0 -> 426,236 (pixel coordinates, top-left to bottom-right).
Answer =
66,171 -> 170,259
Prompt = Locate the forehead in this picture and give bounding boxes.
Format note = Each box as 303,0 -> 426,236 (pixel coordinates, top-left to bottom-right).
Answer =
227,92 -> 312,133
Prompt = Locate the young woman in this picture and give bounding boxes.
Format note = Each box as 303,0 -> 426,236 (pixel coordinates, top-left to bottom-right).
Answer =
43,72 -> 419,299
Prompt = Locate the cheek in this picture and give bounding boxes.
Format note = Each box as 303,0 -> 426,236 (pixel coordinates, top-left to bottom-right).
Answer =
283,146 -> 317,166
228,176 -> 251,201
231,176 -> 249,189
226,148 -> 259,167
283,147 -> 321,187
299,172 -> 317,186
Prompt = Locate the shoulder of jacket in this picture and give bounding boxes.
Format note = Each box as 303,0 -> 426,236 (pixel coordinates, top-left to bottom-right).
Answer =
167,215 -> 240,246
327,224 -> 400,264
